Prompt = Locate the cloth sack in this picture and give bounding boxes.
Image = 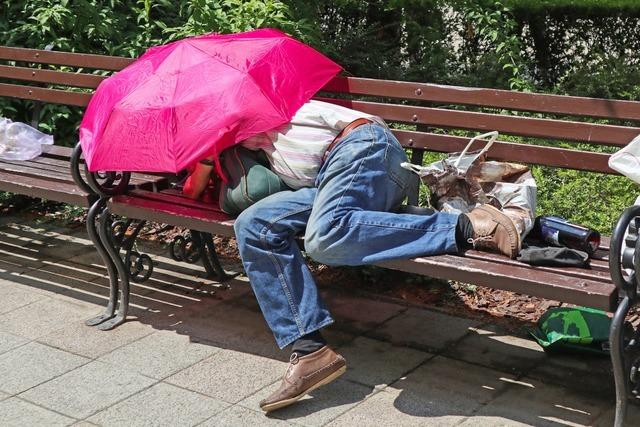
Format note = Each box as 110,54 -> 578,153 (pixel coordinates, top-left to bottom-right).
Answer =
530,307 -> 612,355
517,245 -> 589,268
401,131 -> 537,239
609,133 -> 640,185
218,145 -> 290,215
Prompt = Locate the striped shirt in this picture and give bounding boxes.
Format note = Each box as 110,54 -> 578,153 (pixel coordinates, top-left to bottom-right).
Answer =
242,100 -> 383,189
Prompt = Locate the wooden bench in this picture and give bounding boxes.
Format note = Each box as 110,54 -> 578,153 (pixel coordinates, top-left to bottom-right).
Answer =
101,76 -> 640,426
3,46 -> 640,425
0,46 -> 168,208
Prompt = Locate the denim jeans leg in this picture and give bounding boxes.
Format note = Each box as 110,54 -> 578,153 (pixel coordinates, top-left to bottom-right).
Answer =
234,188 -> 333,349
304,124 -> 460,266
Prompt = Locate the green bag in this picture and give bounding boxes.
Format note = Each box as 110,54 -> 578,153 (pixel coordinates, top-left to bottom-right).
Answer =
530,307 -> 611,355
218,145 -> 290,216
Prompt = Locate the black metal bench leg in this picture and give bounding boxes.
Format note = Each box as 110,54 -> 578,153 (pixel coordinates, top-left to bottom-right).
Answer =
609,205 -> 640,427
95,207 -> 131,331
85,198 -> 119,327
169,230 -> 236,282
612,296 -> 631,427
195,231 -> 235,282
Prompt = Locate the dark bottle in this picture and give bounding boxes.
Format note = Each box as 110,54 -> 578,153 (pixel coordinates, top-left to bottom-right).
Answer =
533,216 -> 601,255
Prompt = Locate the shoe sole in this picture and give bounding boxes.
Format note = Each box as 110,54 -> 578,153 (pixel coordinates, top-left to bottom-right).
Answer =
478,204 -> 521,258
260,365 -> 347,413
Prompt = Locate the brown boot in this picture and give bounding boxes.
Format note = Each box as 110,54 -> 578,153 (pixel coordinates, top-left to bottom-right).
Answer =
465,204 -> 521,259
260,346 -> 346,412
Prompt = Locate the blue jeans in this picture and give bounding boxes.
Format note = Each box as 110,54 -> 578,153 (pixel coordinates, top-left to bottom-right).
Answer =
234,124 -> 460,348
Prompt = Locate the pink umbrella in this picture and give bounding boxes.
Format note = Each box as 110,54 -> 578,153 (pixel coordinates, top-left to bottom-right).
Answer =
80,29 -> 341,174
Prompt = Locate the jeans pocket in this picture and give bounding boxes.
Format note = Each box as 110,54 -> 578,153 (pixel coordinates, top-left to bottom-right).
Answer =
384,139 -> 413,192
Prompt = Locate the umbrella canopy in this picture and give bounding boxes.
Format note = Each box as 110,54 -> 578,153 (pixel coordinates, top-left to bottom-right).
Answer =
80,28 -> 341,173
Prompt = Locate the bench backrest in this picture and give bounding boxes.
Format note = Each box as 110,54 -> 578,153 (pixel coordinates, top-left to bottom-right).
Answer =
2,45 -> 638,187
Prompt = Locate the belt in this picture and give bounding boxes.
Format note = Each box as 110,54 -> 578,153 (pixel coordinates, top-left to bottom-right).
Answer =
322,118 -> 373,162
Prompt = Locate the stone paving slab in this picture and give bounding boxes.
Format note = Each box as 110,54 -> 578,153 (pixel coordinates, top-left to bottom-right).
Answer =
0,278 -> 48,315
67,251 -> 112,271
384,356 -> 513,420
369,307 -> 481,352
38,320 -> 156,359
201,405 -> 300,426
19,360 -> 156,419
0,341 -> 88,394
336,336 -> 433,388
98,330 -> 220,379
444,324 -> 546,376
460,376 -> 610,426
13,266 -> 109,307
0,330 -> 29,355
0,224 -> 51,248
0,397 -> 75,427
34,259 -> 106,288
0,391 -> 9,401
326,387 -> 463,427
0,244 -> 49,273
527,350 -> 614,399
239,378 -> 378,426
87,382 -> 229,427
593,405 -> 640,426
320,290 -> 407,334
167,301 -> 288,360
0,297 -> 97,340
166,349 -> 286,404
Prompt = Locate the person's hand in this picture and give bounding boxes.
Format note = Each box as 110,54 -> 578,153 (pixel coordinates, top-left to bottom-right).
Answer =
183,157 -> 214,199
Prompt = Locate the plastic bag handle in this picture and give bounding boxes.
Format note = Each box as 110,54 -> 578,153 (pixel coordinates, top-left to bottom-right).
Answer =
400,162 -> 426,174
453,131 -> 499,168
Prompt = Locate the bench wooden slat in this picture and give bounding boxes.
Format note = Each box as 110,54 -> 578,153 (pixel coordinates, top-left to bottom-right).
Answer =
109,193 -> 235,237
5,155 -> 163,188
0,159 -> 84,184
0,46 -> 134,71
42,146 -> 171,188
41,145 -> 75,159
393,130 -> 615,174
323,76 -> 640,121
464,249 -> 613,283
110,189 -> 616,311
321,97 -> 640,147
378,256 -> 616,311
0,64 -> 106,88
130,189 -> 226,212
0,83 -> 90,106
38,145 -> 175,183
0,170 -> 91,206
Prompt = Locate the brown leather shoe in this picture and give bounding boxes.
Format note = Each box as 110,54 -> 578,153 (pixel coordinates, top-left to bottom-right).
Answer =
466,204 -> 521,259
260,346 -> 346,412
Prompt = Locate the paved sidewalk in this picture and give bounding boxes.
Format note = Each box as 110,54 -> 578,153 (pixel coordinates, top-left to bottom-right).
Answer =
0,217 -> 638,426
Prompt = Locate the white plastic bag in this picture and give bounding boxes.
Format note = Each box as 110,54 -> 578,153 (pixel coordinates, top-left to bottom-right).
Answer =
609,134 -> 640,185
0,117 -> 54,161
401,131 -> 537,238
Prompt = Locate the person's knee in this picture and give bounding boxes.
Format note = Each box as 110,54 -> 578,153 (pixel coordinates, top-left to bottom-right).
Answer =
233,207 -> 263,250
304,227 -> 344,266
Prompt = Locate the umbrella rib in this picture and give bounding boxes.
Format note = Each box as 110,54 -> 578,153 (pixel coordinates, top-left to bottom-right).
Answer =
168,43 -> 186,168
184,39 -> 288,122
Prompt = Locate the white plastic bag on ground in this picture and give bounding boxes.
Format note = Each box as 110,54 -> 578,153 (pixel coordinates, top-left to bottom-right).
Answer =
609,134 -> 640,185
0,117 -> 54,161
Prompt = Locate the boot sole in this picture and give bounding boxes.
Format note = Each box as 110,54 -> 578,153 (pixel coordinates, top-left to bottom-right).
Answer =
478,204 -> 521,258
261,365 -> 347,413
